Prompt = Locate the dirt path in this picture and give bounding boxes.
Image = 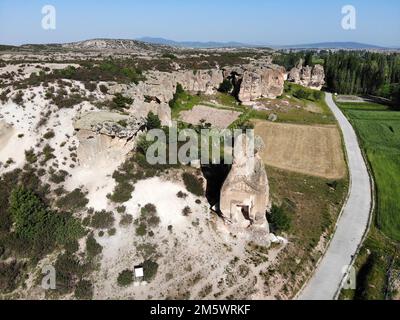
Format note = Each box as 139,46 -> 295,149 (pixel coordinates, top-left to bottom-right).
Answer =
298,93 -> 372,300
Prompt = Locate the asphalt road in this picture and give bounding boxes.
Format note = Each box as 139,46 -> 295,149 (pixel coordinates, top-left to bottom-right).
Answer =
298,93 -> 372,300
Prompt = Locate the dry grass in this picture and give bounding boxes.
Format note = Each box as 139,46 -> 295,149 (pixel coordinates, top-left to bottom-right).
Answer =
254,120 -> 346,180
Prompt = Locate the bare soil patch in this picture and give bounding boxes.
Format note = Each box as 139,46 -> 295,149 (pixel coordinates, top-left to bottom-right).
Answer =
179,105 -> 241,129
254,120 -> 346,179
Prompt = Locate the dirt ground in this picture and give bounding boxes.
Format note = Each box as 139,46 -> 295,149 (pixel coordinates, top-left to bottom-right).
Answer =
254,120 -> 346,180
179,105 -> 241,129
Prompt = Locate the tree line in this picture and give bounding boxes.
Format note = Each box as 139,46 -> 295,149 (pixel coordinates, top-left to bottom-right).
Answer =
324,51 -> 400,103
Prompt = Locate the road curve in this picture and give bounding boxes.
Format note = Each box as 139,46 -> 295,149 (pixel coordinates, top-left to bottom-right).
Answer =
298,93 -> 372,300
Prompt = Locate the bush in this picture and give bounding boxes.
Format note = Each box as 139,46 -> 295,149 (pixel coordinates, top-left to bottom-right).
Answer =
25,149 -> 37,164
86,233 -> 102,258
84,82 -> 97,92
56,188 -> 89,212
0,260 -> 24,293
269,204 -> 292,233
293,88 -> 309,100
12,91 -> 23,106
111,93 -> 133,110
143,260 -> 159,282
43,130 -> 55,140
182,173 -> 204,196
120,214 -> 133,226
49,170 -> 68,184
54,253 -> 83,294
182,206 -> 192,216
117,269 -> 134,287
108,182 -> 134,203
99,84 -> 108,94
74,280 -> 93,300
146,111 -> 161,130
90,210 -> 115,229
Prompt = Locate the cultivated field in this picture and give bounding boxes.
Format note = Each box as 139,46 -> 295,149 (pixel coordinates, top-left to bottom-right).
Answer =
254,120 -> 347,180
341,104 -> 400,241
339,101 -> 400,300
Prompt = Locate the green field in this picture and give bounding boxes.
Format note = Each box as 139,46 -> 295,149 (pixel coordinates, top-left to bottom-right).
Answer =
338,101 -> 400,300
339,104 -> 400,241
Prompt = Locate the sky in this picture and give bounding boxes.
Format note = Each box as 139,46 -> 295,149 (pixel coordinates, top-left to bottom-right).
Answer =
0,0 -> 399,46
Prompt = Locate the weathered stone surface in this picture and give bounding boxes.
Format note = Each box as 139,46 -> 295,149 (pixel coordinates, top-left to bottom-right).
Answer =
129,101 -> 172,127
74,111 -> 145,139
123,69 -> 224,104
288,63 -> 325,90
220,134 -> 270,233
223,63 -> 285,102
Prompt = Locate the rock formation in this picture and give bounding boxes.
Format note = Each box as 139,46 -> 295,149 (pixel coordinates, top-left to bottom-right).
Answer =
220,133 -> 270,239
223,63 -> 285,103
73,111 -> 145,168
110,63 -> 285,108
74,111 -> 145,139
288,62 -> 325,90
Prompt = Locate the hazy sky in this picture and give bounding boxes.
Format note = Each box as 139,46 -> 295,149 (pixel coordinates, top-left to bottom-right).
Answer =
0,0 -> 399,46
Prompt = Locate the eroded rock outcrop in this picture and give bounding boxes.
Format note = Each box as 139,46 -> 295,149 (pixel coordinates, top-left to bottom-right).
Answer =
74,111 -> 145,139
223,63 -> 285,103
220,134 -> 270,244
110,69 -> 224,105
288,62 -> 325,90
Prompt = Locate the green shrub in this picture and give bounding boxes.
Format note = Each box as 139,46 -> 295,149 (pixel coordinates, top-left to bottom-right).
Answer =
108,182 -> 134,203
0,260 -> 24,293
99,84 -> 108,94
146,111 -> 161,130
269,204 -> 292,233
86,233 -> 102,258
54,253 -> 83,294
12,91 -> 24,106
90,210 -> 115,229
120,214 -> 133,226
143,260 -> 159,282
8,187 -> 83,255
43,130 -> 55,140
182,173 -> 204,196
56,188 -> 89,212
117,269 -> 134,287
25,149 -> 37,164
74,280 -> 93,300
111,93 -> 133,110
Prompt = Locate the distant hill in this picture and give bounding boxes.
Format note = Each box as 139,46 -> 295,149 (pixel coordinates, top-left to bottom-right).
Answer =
138,38 -> 389,50
137,37 -> 252,48
278,42 -> 386,50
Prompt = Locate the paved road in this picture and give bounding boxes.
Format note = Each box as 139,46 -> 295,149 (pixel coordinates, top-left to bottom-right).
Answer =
298,93 -> 372,300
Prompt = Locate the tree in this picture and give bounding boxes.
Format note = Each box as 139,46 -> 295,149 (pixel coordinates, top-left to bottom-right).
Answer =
146,111 -> 161,130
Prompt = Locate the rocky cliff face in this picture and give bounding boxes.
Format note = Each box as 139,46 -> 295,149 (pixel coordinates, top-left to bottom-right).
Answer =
223,63 -> 285,102
288,63 -> 325,90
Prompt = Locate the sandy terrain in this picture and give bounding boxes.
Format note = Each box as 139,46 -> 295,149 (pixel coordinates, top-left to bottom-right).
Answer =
254,120 -> 346,179
93,176 -> 285,300
179,105 -> 241,129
